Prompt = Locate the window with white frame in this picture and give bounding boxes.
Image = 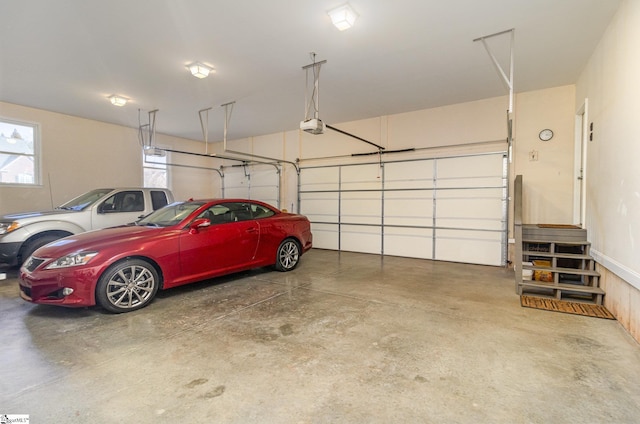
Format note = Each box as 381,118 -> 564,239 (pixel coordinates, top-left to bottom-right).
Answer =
143,149 -> 168,188
0,118 -> 39,185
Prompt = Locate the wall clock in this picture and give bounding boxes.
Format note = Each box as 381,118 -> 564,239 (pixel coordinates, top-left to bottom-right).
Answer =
538,129 -> 554,141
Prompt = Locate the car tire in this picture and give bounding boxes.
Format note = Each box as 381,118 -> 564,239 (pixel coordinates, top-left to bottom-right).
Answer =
21,234 -> 64,263
274,239 -> 300,272
96,259 -> 159,313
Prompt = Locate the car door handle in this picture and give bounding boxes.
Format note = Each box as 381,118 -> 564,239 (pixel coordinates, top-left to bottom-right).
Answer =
246,227 -> 258,233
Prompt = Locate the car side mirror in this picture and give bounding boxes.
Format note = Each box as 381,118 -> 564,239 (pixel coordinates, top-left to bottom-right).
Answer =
189,218 -> 211,234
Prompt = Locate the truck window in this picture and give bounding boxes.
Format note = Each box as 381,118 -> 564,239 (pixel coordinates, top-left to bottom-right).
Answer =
58,188 -> 113,211
151,191 -> 169,210
100,191 -> 144,213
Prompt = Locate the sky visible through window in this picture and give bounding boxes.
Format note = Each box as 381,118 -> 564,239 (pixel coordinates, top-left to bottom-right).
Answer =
0,120 -> 37,184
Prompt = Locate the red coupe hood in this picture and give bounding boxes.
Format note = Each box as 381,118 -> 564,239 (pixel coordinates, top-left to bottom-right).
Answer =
34,225 -> 163,258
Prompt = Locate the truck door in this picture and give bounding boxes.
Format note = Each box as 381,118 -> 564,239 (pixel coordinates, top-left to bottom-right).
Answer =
92,190 -> 146,229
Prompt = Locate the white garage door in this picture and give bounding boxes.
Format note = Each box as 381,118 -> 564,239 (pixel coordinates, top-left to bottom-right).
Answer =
299,152 -> 507,266
223,164 -> 280,208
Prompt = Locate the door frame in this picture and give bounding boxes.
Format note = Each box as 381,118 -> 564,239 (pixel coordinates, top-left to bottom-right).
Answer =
574,99 -> 589,227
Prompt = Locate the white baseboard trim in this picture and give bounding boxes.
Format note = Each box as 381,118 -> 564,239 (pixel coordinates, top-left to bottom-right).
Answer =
591,249 -> 640,291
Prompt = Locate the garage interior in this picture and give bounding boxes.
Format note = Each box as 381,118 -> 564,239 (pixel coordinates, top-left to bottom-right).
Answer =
1,1 -> 640,422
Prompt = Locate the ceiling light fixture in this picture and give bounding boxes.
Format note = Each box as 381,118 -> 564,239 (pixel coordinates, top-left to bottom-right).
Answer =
108,95 -> 128,107
187,62 -> 214,79
328,3 -> 358,31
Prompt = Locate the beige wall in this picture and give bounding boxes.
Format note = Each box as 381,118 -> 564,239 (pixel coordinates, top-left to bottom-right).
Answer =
0,101 -> 218,214
3,85 -> 578,223
211,87 -> 577,226
513,85 -> 577,225
575,0 -> 640,341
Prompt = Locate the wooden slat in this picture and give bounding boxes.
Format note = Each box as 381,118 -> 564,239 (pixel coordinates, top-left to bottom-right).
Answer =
522,264 -> 599,277
520,295 -> 614,319
520,281 -> 604,294
522,250 -> 592,260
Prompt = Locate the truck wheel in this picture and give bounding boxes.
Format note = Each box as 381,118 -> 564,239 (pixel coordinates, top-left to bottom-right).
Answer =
21,235 -> 62,263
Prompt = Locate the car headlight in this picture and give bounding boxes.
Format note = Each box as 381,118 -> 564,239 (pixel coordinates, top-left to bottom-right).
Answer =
0,221 -> 20,235
45,251 -> 99,269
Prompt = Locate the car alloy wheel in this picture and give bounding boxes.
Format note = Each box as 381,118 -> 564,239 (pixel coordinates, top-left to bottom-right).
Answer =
275,239 -> 300,271
96,259 -> 159,313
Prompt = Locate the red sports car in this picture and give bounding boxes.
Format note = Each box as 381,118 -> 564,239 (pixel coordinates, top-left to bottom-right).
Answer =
19,199 -> 312,313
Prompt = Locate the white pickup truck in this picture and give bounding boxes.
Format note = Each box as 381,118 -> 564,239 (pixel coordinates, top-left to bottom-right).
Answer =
0,187 -> 174,267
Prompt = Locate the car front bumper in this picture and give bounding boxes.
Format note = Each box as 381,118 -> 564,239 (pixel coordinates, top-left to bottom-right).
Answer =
19,263 -> 101,307
0,241 -> 21,267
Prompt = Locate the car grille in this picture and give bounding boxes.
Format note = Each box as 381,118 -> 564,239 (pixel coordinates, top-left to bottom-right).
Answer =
24,257 -> 45,272
20,285 -> 31,297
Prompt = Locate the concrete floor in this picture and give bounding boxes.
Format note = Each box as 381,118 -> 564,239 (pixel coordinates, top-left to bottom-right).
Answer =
1,249 -> 640,423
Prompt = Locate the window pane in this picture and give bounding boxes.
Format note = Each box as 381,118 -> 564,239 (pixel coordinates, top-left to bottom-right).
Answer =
150,191 -> 169,210
60,188 -> 113,210
145,154 -> 166,165
0,119 -> 38,186
0,153 -> 35,184
144,168 -> 167,188
143,149 -> 168,188
0,123 -> 34,155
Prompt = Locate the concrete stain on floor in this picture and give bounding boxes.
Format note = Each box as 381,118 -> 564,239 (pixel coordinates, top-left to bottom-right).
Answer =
1,249 -> 640,423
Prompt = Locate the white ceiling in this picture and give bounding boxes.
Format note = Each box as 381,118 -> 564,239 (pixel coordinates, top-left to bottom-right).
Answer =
0,0 -> 620,142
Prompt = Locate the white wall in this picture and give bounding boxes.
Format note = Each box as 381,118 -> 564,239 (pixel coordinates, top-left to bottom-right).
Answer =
576,0 -> 640,291
575,0 -> 640,340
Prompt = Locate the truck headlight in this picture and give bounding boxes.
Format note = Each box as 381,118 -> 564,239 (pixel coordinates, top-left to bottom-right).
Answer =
0,221 -> 20,235
45,251 -> 99,269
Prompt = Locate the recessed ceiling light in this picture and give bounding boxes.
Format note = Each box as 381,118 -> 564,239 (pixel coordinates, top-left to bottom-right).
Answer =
328,3 -> 358,31
108,95 -> 128,107
187,62 -> 214,79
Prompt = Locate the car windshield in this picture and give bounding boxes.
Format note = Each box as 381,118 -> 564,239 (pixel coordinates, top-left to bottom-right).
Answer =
57,188 -> 114,211
137,201 -> 205,227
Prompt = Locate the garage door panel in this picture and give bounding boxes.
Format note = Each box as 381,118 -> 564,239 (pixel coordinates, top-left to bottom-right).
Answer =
225,188 -> 249,198
341,192 -> 381,225
385,161 -> 434,189
300,193 -> 339,223
437,176 -> 504,189
341,164 -> 382,191
300,167 -> 339,191
251,170 -> 278,196
437,217 -> 503,231
437,155 -> 503,178
225,172 -> 250,199
435,229 -> 502,266
436,190 -> 503,230
436,156 -> 504,189
299,152 -> 506,266
224,165 -> 279,205
384,227 -> 433,259
341,225 -> 381,254
250,188 -> 278,206
311,223 -> 339,250
384,193 -> 433,227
